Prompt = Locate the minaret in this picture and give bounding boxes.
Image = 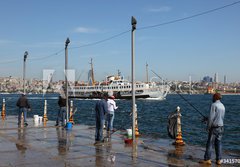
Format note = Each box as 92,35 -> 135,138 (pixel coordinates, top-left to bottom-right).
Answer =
146,62 -> 149,83
90,58 -> 95,86
189,75 -> 192,94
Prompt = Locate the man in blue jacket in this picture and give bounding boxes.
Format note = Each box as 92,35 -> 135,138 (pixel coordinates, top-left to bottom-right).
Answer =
94,93 -> 108,144
200,93 -> 225,165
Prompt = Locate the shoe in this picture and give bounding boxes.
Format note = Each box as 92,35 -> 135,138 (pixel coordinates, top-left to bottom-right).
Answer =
24,122 -> 28,127
94,141 -> 103,146
216,160 -> 222,165
199,159 -> 211,165
55,123 -> 59,126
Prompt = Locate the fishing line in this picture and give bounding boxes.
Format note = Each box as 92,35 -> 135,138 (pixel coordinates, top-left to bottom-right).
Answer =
151,70 -> 207,120
110,109 -> 132,135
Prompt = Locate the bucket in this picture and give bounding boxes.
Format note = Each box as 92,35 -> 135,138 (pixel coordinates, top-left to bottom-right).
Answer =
66,122 -> 72,130
33,115 -> 39,122
39,116 -> 43,123
126,129 -> 132,138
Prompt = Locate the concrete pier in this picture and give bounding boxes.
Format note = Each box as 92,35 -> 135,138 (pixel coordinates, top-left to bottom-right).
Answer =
0,116 -> 237,167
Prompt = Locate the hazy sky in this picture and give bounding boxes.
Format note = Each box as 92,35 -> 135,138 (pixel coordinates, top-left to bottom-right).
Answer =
0,0 -> 239,83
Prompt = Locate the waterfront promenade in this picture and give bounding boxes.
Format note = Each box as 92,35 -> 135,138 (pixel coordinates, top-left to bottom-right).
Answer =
0,116 -> 237,167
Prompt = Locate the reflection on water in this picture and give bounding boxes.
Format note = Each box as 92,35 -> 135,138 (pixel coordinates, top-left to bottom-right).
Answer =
167,146 -> 185,166
94,138 -> 116,166
56,127 -> 75,155
56,127 -> 68,155
95,145 -> 104,167
15,127 -> 27,154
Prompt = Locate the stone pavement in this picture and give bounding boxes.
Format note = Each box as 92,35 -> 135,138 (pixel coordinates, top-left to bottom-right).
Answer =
0,116 -> 238,167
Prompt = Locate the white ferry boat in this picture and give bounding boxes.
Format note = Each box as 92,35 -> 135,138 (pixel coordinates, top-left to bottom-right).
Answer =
69,75 -> 170,99
69,59 -> 169,99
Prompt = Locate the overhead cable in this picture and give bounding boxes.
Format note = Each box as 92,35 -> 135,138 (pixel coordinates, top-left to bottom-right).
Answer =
70,30 -> 131,49
138,0 -> 240,30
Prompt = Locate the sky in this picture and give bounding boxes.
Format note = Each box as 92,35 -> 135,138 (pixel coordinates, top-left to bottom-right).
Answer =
0,0 -> 240,83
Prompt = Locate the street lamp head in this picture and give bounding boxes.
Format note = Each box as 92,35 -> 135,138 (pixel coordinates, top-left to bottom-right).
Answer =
24,51 -> 28,61
65,37 -> 70,47
131,16 -> 137,30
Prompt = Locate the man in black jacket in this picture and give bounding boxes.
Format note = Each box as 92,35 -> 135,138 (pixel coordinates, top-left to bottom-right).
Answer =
56,95 -> 67,126
16,94 -> 31,126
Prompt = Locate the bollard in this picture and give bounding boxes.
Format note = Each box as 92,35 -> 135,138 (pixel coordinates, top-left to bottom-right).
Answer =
135,104 -> 140,136
173,106 -> 185,146
69,100 -> 74,124
43,100 -> 48,121
1,99 -> 6,120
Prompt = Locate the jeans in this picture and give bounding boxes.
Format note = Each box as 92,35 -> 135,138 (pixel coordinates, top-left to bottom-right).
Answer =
107,113 -> 114,131
18,107 -> 27,124
95,119 -> 104,141
56,107 -> 66,126
204,127 -> 224,161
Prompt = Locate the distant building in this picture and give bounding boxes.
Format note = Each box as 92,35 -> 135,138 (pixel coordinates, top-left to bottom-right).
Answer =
214,73 -> 218,83
203,76 -> 212,83
224,75 -> 227,84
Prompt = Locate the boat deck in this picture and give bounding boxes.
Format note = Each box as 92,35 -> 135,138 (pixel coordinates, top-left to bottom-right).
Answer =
0,116 -> 237,167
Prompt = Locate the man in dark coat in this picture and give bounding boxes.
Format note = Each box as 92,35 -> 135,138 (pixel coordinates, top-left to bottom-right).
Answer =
56,95 -> 67,126
16,94 -> 31,126
95,93 -> 108,144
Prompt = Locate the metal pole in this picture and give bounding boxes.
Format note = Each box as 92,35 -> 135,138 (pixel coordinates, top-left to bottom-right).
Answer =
131,16 -> 137,143
65,38 -> 70,122
23,51 -> 28,94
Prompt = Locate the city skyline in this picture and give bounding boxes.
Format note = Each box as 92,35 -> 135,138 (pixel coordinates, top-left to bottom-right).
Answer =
0,0 -> 240,83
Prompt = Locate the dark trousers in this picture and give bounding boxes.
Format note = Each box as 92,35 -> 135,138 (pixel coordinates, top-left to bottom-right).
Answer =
18,107 -> 27,124
95,119 -> 104,141
56,107 -> 66,126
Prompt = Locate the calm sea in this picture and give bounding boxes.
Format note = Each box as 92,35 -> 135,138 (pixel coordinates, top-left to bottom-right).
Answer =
1,93 -> 239,153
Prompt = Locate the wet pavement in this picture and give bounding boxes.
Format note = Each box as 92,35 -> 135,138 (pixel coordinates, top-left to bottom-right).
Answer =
0,116 -> 238,167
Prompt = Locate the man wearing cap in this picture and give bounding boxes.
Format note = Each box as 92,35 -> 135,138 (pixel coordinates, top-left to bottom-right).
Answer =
94,93 -> 108,144
16,93 -> 31,126
106,95 -> 118,133
200,93 -> 225,165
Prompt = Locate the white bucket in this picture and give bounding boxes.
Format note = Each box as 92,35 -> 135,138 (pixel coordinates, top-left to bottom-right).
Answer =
39,116 -> 43,123
33,115 -> 39,122
126,129 -> 132,138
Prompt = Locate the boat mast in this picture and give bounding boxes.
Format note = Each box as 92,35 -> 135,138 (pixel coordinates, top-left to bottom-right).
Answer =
90,58 -> 95,86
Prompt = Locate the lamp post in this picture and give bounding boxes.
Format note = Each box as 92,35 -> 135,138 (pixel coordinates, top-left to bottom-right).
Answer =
23,51 -> 28,94
65,38 -> 70,123
131,16 -> 137,143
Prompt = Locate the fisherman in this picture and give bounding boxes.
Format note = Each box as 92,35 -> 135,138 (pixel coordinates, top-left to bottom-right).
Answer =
106,95 -> 118,133
200,93 -> 225,165
16,93 -> 31,126
56,94 -> 67,126
94,93 -> 108,144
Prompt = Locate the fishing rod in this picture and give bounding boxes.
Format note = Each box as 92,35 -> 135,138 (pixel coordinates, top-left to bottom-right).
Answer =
108,109 -> 133,136
151,70 -> 208,121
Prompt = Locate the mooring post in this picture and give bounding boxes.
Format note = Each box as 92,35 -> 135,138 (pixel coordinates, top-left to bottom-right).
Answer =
135,104 -> 140,136
69,100 -> 74,124
173,106 -> 185,146
1,99 -> 6,120
43,99 -> 48,121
